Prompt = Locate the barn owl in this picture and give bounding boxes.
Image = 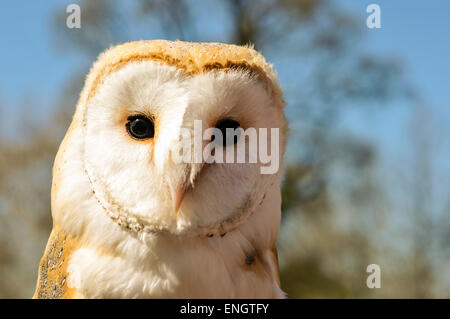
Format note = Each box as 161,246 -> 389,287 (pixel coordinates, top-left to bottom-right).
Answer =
33,40 -> 288,299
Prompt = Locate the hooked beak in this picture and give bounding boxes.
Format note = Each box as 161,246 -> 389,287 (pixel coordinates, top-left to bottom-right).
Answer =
171,183 -> 187,212
168,163 -> 204,213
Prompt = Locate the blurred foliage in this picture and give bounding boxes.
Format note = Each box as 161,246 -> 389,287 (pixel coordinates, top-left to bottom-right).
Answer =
0,0 -> 448,298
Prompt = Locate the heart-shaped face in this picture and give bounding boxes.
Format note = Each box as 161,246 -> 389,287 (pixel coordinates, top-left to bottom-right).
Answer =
81,60 -> 282,236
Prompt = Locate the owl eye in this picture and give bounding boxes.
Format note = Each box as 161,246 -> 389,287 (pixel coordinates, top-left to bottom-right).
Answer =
214,119 -> 241,146
126,115 -> 155,140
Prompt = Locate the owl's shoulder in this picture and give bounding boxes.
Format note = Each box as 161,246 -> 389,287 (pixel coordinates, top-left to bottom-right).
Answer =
33,225 -> 81,299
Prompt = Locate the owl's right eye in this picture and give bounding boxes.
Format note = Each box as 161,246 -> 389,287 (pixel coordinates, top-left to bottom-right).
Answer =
126,115 -> 155,140
214,119 -> 241,146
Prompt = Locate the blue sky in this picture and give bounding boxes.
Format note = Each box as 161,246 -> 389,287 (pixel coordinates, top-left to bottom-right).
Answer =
339,0 -> 450,115
0,1 -> 79,108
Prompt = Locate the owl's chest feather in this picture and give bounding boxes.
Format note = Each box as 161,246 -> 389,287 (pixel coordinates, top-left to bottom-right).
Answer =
34,225 -> 281,298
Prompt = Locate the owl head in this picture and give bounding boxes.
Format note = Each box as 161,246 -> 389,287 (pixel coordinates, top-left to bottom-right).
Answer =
52,40 -> 287,239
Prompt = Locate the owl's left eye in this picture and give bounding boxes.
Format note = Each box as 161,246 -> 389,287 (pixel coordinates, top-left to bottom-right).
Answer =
126,115 -> 155,140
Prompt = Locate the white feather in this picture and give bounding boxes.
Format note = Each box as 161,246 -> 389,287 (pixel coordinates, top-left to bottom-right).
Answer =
53,61 -> 286,298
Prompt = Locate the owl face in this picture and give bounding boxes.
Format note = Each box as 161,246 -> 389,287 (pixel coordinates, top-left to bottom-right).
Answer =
57,41 -> 287,238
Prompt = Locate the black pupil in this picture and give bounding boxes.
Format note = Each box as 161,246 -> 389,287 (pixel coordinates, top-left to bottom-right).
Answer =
213,119 -> 241,146
127,116 -> 154,139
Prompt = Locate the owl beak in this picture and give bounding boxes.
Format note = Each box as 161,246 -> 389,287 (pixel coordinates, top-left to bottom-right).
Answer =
172,183 -> 186,212
168,163 -> 204,213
